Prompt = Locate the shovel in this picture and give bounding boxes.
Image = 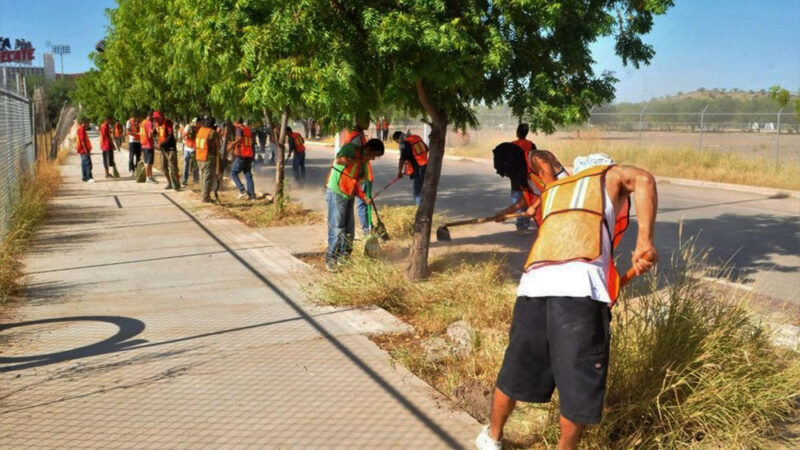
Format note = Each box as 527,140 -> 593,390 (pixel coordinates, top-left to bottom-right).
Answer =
436,212 -> 526,242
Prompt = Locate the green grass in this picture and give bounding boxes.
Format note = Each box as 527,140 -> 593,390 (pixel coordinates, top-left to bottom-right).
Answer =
0,157 -> 62,304
317,235 -> 800,447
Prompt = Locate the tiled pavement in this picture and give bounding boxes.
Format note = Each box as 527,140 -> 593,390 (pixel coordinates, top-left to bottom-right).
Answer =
0,147 -> 479,448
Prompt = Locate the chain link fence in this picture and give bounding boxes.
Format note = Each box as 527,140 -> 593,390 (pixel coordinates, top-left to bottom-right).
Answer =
386,106 -> 800,163
0,81 -> 35,236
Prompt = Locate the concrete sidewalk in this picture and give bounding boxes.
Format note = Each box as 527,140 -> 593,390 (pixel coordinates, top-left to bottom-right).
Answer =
0,150 -> 479,448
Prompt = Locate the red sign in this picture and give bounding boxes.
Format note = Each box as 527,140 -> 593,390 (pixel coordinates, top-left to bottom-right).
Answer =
0,48 -> 35,63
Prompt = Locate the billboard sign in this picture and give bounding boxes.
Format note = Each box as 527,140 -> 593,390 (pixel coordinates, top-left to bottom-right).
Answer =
0,37 -> 35,64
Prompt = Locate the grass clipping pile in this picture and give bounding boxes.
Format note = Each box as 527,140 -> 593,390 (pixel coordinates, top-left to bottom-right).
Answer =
319,212 -> 800,448
190,184 -> 322,227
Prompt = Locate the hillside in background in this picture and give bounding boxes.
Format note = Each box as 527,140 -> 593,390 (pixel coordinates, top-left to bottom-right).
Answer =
598,88 -> 797,115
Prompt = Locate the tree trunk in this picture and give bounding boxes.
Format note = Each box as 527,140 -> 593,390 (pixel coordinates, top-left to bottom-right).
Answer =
274,105 -> 290,212
263,108 -> 276,143
406,78 -> 448,281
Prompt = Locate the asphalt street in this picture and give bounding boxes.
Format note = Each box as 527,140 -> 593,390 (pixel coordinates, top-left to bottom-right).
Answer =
248,143 -> 800,304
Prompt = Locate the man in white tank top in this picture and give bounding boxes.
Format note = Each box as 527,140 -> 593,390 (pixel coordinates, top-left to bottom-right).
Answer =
477,157 -> 658,450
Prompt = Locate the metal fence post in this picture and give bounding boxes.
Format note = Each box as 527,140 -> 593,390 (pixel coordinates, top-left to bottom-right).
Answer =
776,108 -> 783,163
638,104 -> 647,145
698,105 -> 709,150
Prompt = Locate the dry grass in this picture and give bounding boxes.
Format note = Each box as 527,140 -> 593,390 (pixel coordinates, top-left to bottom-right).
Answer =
226,198 -> 323,227
318,234 -> 800,447
448,130 -> 800,191
0,155 -> 63,303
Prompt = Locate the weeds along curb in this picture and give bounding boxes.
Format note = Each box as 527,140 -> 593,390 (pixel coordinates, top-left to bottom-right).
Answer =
0,157 -> 63,304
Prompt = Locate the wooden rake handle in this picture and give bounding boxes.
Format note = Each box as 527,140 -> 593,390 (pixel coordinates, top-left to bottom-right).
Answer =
442,212 -> 527,229
619,250 -> 657,288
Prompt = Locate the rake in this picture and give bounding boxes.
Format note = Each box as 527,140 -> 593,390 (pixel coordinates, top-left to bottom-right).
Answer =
436,212 -> 526,242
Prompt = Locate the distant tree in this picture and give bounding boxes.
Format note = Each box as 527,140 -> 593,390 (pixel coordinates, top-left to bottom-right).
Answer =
769,85 -> 800,120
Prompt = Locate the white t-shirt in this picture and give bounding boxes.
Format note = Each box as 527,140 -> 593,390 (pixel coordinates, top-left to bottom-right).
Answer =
126,120 -> 139,143
517,190 -> 616,303
183,125 -> 195,152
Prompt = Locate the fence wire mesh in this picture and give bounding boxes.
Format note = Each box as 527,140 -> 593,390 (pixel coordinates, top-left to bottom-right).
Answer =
384,108 -> 799,164
0,84 -> 35,237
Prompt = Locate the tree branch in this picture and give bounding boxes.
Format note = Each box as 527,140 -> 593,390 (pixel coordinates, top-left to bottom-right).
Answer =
416,77 -> 443,124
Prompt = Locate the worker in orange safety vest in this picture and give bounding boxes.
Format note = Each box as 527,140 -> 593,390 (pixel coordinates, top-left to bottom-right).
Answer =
478,156 -> 657,450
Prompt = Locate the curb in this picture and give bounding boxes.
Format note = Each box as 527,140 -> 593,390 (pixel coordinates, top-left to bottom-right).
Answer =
307,142 -> 800,199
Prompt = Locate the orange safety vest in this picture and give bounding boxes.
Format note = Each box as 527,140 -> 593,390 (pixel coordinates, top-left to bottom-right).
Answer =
157,120 -> 172,145
524,165 -> 631,302
290,132 -> 305,153
343,130 -> 373,182
403,134 -> 429,175
140,119 -> 154,148
127,118 -> 140,141
234,125 -> 254,158
114,123 -> 123,138
335,161 -> 363,197
195,127 -> 214,162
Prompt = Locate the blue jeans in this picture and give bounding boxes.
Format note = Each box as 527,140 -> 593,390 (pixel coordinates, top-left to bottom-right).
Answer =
326,188 -> 355,264
80,153 -> 93,181
412,164 -> 427,206
510,189 -> 531,230
230,157 -> 255,198
183,150 -> 198,184
292,151 -> 306,182
356,181 -> 372,233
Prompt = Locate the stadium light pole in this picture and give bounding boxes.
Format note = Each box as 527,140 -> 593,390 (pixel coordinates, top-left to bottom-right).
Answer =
52,44 -> 71,79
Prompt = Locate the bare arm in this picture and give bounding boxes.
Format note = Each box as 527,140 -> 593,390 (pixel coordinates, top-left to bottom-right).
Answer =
494,194 -> 529,221
606,165 -> 659,275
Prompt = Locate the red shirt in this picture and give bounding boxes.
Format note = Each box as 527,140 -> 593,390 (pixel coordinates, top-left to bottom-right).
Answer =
100,123 -> 113,151
512,138 -> 534,172
76,124 -> 92,154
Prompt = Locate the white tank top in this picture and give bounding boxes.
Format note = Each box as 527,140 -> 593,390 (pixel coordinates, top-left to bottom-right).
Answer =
517,189 -> 616,303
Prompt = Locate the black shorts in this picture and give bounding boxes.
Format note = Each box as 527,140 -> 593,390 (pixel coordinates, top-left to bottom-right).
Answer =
142,148 -> 155,164
496,296 -> 611,424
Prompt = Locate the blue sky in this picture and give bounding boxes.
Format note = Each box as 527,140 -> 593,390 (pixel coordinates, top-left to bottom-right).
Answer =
1,0 -> 798,103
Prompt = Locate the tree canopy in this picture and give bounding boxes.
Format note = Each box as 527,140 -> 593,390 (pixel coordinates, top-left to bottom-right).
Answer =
73,0 -> 674,278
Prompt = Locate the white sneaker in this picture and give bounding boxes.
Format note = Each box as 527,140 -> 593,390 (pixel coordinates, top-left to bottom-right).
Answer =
87,178 -> 95,184
236,191 -> 247,200
475,425 -> 502,450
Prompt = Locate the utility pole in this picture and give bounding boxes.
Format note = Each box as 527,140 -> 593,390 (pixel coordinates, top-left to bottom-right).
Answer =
776,108 -> 783,163
698,105 -> 709,150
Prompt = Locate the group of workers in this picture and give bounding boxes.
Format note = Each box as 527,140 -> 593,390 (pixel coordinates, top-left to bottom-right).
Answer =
78,112 -> 659,450
75,113 -> 312,203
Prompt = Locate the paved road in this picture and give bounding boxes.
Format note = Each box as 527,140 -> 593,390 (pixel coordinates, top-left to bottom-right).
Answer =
0,150 -> 479,448
250,144 -> 800,304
